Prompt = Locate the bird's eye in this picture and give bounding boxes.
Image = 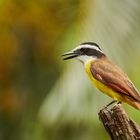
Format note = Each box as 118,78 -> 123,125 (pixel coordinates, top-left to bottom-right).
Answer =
80,48 -> 89,55
80,48 -> 84,52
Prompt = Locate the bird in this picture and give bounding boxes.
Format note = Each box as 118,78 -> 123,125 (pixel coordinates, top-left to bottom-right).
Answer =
62,42 -> 140,110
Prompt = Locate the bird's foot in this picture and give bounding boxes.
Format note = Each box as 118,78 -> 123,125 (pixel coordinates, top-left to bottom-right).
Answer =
104,100 -> 122,110
117,101 -> 122,105
105,100 -> 117,108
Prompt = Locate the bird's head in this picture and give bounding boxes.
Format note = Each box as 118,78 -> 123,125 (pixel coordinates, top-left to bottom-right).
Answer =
62,42 -> 105,63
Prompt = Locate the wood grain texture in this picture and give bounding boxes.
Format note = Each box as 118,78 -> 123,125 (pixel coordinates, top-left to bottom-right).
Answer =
98,104 -> 140,140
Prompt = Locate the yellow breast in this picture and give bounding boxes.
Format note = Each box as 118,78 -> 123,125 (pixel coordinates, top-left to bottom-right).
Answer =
84,59 -> 123,101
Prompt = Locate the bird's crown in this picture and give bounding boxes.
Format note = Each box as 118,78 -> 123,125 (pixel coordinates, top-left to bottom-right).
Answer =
62,42 -> 105,61
72,42 -> 102,55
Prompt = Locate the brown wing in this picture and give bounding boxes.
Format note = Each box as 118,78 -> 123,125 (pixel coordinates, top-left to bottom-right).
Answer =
90,57 -> 140,102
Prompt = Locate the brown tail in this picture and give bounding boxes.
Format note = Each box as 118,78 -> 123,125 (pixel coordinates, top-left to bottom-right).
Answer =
129,101 -> 140,110
134,101 -> 140,110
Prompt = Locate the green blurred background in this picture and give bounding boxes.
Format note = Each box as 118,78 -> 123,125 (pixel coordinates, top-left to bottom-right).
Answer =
1,0 -> 140,140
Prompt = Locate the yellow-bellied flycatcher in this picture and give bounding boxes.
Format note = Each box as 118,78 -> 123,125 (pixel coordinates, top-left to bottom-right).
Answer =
62,42 -> 140,110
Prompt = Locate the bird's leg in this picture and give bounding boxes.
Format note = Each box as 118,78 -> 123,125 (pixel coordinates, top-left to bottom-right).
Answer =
117,101 -> 122,105
105,100 -> 117,108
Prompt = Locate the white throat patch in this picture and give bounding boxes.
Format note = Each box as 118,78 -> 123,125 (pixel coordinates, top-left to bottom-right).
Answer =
76,55 -> 97,64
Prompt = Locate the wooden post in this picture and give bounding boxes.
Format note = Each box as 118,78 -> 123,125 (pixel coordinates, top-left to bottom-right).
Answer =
98,104 -> 140,140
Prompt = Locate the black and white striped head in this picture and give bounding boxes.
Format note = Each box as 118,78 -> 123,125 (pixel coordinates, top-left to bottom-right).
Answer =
62,42 -> 105,63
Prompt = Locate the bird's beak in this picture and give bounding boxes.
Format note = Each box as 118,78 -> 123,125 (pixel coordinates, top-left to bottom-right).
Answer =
62,51 -> 79,60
